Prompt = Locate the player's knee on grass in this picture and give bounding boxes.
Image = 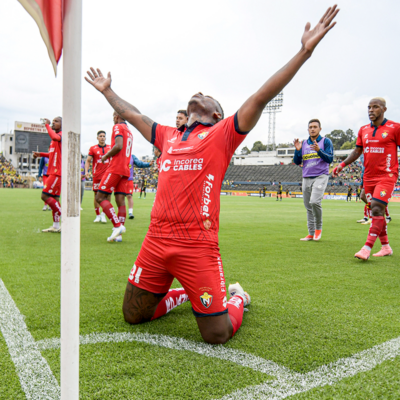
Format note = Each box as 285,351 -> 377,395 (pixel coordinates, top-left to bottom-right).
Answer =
122,282 -> 161,324
196,314 -> 233,345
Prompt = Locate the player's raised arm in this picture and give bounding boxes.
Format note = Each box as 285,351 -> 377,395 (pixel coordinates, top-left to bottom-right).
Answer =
85,68 -> 153,142
236,5 -> 339,132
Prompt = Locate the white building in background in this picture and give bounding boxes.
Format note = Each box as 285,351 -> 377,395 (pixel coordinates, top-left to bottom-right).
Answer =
0,121 -> 51,177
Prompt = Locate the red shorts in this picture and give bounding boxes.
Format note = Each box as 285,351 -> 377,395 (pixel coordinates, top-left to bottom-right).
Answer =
92,177 -> 101,192
43,175 -> 48,186
126,180 -> 134,195
364,180 -> 396,205
43,174 -> 61,196
98,172 -> 128,195
129,235 -> 228,317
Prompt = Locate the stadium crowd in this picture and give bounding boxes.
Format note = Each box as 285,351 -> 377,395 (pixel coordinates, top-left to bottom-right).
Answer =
0,154 -> 26,188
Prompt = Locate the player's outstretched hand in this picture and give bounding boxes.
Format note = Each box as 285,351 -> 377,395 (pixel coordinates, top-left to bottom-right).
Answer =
293,139 -> 302,151
301,5 -> 339,54
332,164 -> 343,177
32,151 -> 40,159
85,68 -> 111,93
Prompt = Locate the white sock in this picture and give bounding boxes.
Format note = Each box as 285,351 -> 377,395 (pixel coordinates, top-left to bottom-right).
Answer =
363,245 -> 371,251
101,212 -> 105,217
129,208 -> 133,214
53,222 -> 60,229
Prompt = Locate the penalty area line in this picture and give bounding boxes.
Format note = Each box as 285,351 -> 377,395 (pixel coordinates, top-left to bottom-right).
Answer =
0,278 -> 60,400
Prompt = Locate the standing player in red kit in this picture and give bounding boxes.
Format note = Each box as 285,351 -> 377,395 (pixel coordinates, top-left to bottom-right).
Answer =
86,5 -> 339,344
33,117 -> 62,233
96,112 -> 133,242
85,130 -> 112,223
333,98 -> 400,260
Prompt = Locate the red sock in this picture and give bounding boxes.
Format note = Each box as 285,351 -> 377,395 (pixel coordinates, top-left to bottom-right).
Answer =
95,207 -> 100,216
385,206 -> 390,218
368,203 -> 372,218
379,218 -> 389,245
151,288 -> 188,320
365,216 -> 385,249
118,205 -> 126,226
100,200 -> 121,227
45,197 -> 62,222
227,295 -> 244,336
363,205 -> 369,219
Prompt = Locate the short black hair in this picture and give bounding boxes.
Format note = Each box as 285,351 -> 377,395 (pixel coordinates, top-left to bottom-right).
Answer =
308,119 -> 321,127
177,110 -> 188,117
97,130 -> 106,136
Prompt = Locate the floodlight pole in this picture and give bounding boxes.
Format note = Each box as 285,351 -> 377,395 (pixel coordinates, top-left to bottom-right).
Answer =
60,0 -> 82,399
263,92 -> 284,151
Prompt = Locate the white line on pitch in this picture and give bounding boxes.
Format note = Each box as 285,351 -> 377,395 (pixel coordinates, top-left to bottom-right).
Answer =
0,278 -> 60,400
37,331 -> 297,380
217,336 -> 400,400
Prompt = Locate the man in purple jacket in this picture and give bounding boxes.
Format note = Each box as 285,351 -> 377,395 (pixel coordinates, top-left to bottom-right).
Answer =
293,119 -> 334,241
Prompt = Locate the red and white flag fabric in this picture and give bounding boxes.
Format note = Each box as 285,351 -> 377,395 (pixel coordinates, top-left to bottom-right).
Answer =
17,0 -> 63,75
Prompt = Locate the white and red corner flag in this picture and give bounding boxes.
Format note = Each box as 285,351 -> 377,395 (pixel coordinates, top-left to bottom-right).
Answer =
17,0 -> 63,75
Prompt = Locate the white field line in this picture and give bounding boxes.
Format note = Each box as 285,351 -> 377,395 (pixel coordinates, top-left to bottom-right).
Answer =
36,332 -> 297,381
36,332 -> 400,400
0,279 -> 60,400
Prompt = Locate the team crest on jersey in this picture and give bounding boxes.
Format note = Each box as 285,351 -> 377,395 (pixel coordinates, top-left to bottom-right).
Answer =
382,132 -> 388,138
200,292 -> 213,308
380,190 -> 387,197
198,131 -> 209,140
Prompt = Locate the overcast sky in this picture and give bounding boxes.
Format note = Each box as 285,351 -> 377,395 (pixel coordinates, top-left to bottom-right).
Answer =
1,0 -> 399,157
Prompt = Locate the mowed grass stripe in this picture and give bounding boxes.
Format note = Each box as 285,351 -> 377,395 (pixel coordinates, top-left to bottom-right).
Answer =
1,189 -> 400,399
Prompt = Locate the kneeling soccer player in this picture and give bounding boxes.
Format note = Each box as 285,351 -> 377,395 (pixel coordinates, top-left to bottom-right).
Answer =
86,5 -> 339,343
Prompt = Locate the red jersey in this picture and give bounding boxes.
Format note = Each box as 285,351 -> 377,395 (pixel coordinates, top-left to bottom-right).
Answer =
150,113 -> 248,244
40,125 -> 62,176
107,122 -> 133,177
88,144 -> 112,179
156,157 -> 161,172
356,119 -> 400,182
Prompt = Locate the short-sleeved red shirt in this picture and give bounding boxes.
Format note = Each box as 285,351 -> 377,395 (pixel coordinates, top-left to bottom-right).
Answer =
107,122 -> 133,177
149,113 -> 248,244
88,144 -> 112,180
356,119 -> 400,182
46,127 -> 62,176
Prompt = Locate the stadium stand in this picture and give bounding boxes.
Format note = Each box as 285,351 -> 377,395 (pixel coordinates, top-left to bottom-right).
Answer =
0,154 -> 27,188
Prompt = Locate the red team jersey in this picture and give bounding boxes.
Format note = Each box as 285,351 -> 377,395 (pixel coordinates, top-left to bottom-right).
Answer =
156,156 -> 161,172
88,144 -> 112,179
356,119 -> 400,182
40,125 -> 62,176
150,113 -> 248,245
107,122 -> 133,177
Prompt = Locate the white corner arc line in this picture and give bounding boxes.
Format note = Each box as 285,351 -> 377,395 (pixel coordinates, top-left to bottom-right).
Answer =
0,279 -> 61,400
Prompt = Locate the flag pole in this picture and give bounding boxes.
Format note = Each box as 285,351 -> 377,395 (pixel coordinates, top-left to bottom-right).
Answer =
61,0 -> 82,398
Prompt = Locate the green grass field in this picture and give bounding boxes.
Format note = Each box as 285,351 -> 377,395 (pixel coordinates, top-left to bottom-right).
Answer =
1,189 -> 400,399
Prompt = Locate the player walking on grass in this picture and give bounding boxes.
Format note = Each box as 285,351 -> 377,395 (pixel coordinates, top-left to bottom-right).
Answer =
33,117 -> 62,233
85,5 -> 339,344
293,119 -> 334,241
85,130 -> 111,223
126,154 -> 152,219
333,98 -> 400,259
276,182 -> 283,201
96,112 -> 133,242
347,186 -> 353,201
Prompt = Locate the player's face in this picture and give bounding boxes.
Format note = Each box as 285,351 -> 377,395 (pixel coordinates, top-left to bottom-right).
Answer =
308,122 -> 321,137
113,112 -> 119,124
368,101 -> 386,122
176,113 -> 188,128
154,148 -> 161,158
97,133 -> 106,145
52,118 -> 61,131
187,93 -> 222,122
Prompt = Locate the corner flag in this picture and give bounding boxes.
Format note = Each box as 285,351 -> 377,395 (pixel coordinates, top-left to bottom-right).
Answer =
17,0 -> 63,75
